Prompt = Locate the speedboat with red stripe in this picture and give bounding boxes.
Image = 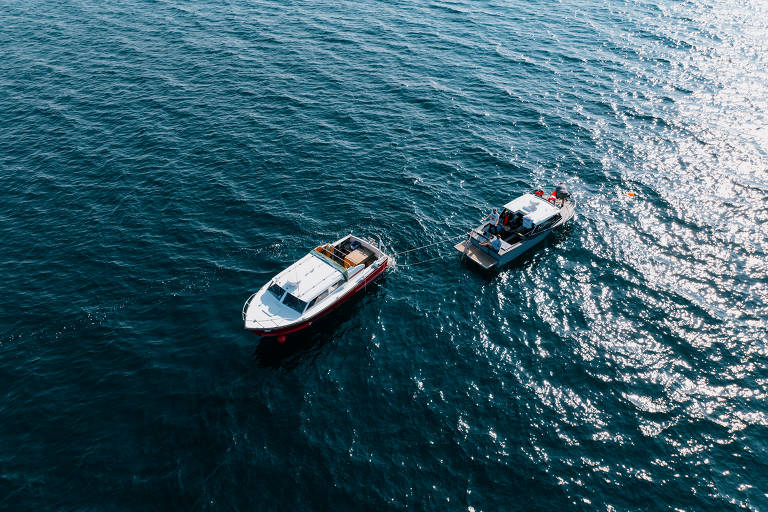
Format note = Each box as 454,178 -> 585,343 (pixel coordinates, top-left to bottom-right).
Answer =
242,234 -> 389,341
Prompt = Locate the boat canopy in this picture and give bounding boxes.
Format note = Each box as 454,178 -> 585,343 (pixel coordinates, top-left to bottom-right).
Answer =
274,253 -> 344,302
503,194 -> 559,227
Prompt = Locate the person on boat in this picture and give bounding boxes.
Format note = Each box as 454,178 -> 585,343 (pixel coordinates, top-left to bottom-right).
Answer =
497,212 -> 518,238
479,234 -> 502,253
483,208 -> 501,235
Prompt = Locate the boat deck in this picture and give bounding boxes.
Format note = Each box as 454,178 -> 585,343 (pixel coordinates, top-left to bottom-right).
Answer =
454,240 -> 497,269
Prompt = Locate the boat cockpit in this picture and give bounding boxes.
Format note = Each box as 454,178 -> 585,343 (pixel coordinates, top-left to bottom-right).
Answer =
315,237 -> 378,270
480,193 -> 565,246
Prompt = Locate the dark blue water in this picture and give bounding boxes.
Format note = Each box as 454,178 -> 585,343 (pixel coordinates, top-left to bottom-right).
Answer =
2,0 -> 767,509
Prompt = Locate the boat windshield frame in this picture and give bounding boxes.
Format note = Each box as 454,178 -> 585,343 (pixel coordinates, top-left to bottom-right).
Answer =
282,292 -> 308,314
268,282 -> 286,300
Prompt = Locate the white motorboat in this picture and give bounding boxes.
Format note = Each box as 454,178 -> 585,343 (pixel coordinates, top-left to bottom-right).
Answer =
242,234 -> 389,341
455,184 -> 575,269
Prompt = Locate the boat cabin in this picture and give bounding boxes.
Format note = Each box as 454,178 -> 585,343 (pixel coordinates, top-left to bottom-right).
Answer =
496,194 -> 562,242
314,238 -> 379,270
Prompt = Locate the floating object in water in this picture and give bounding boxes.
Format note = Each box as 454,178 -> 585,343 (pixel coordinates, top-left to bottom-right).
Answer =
455,184 -> 575,270
628,191 -> 635,197
242,234 -> 389,339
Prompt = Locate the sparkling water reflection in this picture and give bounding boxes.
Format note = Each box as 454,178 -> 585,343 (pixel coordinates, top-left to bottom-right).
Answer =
1,0 -> 767,509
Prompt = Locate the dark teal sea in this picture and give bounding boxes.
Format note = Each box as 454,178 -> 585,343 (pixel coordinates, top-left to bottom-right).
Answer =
2,0 -> 767,509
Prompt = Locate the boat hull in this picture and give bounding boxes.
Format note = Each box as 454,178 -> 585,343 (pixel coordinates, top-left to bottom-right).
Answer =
494,229 -> 552,265
247,258 -> 388,337
456,230 -> 551,269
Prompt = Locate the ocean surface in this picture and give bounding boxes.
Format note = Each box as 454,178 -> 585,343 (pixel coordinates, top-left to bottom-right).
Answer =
2,0 -> 767,509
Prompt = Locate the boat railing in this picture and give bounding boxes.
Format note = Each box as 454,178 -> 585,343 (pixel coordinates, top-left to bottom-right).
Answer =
242,292 -> 301,330
242,292 -> 258,321
326,250 -> 348,267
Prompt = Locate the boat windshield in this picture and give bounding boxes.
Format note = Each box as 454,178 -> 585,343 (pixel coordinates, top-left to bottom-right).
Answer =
282,292 -> 308,314
268,282 -> 285,300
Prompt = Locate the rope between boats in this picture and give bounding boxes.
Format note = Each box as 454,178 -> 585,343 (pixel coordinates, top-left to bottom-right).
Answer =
391,234 -> 465,256
239,233 -> 467,264
396,254 -> 448,267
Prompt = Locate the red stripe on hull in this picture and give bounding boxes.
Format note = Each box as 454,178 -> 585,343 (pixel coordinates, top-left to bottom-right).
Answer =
248,259 -> 388,337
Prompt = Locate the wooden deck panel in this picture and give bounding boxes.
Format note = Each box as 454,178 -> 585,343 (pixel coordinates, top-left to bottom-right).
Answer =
454,240 -> 497,269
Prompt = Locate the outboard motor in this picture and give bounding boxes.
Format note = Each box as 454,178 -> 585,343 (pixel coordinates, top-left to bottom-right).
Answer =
555,183 -> 570,200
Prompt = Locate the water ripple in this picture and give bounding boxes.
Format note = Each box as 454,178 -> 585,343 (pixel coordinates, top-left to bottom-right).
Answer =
2,0 -> 768,509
